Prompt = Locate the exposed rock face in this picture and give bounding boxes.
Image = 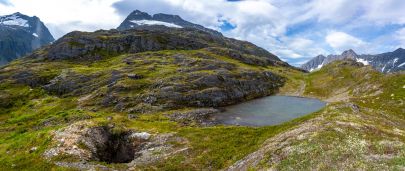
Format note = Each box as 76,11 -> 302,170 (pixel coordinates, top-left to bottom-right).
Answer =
117,10 -> 222,36
152,70 -> 285,108
206,47 -> 288,67
43,70 -> 94,96
168,108 -> 220,125
44,121 -> 187,166
6,48 -> 287,113
301,48 -> 405,73
0,12 -> 54,65
2,15 -> 291,117
12,71 -> 52,87
365,48 -> 405,73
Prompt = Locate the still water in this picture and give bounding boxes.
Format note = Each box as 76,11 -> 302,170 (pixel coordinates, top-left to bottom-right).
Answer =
212,96 -> 326,126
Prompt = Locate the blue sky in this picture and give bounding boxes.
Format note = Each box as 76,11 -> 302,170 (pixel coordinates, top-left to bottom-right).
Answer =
1,0 -> 405,66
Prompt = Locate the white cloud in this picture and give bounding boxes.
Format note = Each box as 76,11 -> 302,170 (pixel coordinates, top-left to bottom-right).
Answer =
326,31 -> 366,53
0,0 -> 404,65
0,0 -> 122,38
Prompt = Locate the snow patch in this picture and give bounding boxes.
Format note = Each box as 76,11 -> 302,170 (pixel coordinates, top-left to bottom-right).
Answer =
129,132 -> 151,140
130,20 -> 183,28
32,33 -> 38,37
398,62 -> 405,68
0,14 -> 29,27
382,64 -> 387,72
309,63 -> 324,72
356,58 -> 369,65
393,58 -> 399,64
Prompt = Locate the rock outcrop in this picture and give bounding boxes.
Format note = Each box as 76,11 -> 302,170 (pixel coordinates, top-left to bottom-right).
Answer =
44,121 -> 187,168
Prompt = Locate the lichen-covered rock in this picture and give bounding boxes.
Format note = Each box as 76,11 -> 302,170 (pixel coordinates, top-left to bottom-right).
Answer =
12,71 -> 52,87
153,70 -> 285,108
44,121 -> 187,168
43,70 -> 94,96
168,108 -> 220,125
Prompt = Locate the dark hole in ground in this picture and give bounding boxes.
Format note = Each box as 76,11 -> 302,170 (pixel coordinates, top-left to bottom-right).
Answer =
87,126 -> 146,163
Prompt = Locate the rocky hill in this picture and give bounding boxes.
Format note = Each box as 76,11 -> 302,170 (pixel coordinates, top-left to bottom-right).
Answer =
0,12 -> 404,171
301,48 -> 405,73
0,21 -> 303,169
0,12 -> 54,65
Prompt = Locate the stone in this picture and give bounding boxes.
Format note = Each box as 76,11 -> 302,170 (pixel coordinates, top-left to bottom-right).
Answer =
127,114 -> 138,120
169,108 -> 220,125
127,74 -> 144,80
29,147 -> 38,153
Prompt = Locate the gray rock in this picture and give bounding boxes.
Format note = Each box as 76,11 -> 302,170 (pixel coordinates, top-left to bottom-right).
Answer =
29,147 -> 37,153
127,114 -> 138,120
169,108 -> 220,125
127,73 -> 144,79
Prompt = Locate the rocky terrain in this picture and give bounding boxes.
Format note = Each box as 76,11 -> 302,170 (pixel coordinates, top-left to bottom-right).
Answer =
302,48 -> 405,73
0,11 -> 404,171
244,60 -> 405,170
0,12 -> 54,65
0,22 -> 301,170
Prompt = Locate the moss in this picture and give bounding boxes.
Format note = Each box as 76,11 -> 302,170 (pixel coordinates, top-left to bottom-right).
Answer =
0,47 -> 404,170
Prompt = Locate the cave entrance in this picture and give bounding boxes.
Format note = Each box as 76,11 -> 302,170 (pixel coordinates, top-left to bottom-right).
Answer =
88,127 -> 146,163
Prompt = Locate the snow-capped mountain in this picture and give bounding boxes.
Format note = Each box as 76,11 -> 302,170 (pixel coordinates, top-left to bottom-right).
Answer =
0,12 -> 54,65
301,48 -> 405,73
117,10 -> 222,36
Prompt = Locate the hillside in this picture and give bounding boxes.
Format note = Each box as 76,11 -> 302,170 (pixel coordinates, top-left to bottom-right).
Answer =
231,60 -> 405,170
0,26 -> 301,170
0,23 -> 404,171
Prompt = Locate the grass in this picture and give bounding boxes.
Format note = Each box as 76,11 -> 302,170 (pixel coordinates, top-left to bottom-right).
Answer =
0,50 -> 404,170
251,60 -> 405,170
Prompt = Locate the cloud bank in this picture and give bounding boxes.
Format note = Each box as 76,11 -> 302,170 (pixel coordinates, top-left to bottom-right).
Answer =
0,0 -> 405,66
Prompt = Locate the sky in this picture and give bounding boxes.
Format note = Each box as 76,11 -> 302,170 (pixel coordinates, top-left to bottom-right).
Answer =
0,0 -> 405,66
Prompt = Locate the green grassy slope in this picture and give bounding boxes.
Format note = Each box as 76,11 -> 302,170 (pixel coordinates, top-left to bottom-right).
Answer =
240,60 -> 405,170
0,27 -> 403,170
0,47 -> 304,170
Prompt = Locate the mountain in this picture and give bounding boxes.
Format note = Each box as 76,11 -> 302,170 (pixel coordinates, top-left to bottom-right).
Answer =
0,12 -> 54,65
301,48 -> 405,73
300,55 -> 326,71
117,10 -> 222,36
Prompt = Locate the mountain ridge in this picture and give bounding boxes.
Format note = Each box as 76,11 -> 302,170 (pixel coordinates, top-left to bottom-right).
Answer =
301,48 -> 405,72
0,12 -> 54,65
117,10 -> 222,36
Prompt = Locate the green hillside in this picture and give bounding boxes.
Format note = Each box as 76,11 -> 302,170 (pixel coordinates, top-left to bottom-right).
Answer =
0,28 -> 404,170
